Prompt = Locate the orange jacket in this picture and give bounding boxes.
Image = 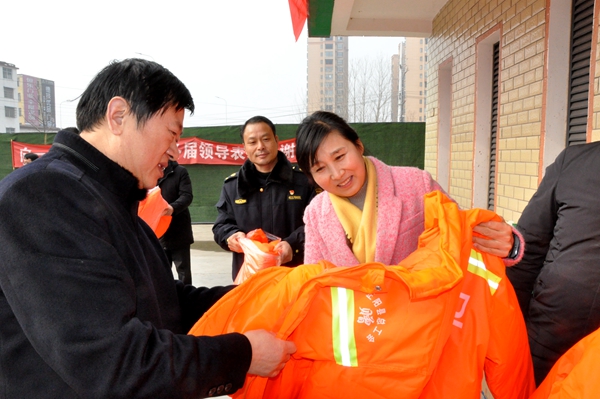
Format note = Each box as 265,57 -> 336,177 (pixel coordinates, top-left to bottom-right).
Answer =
530,327 -> 600,399
189,191 -> 534,398
137,186 -> 171,238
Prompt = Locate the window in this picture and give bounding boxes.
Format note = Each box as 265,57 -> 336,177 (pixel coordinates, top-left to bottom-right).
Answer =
325,66 -> 333,73
325,59 -> 333,65
325,51 -> 333,57
325,105 -> 333,111
325,82 -> 333,87
2,68 -> 12,79
336,37 -> 343,41
5,106 -> 16,118
6,128 -> 15,133
337,66 -> 344,72
4,87 -> 14,99
325,74 -> 333,80
337,51 -> 344,57
325,43 -> 333,49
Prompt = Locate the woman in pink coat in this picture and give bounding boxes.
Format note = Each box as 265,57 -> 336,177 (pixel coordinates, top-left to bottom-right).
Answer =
295,111 -> 522,266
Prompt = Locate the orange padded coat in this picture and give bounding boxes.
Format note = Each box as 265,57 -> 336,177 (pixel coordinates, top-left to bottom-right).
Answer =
189,191 -> 534,398
530,326 -> 600,399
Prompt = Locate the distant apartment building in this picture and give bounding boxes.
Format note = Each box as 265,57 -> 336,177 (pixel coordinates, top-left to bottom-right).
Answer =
392,38 -> 428,122
18,74 -> 57,132
1,61 -> 19,133
307,36 -> 349,119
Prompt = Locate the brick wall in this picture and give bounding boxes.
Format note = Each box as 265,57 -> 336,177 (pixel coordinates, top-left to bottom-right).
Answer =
426,0 -> 598,222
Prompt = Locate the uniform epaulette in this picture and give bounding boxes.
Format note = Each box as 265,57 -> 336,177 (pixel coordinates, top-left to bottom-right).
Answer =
224,172 -> 238,182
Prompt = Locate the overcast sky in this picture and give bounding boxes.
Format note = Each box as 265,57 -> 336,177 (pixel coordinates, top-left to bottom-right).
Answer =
4,0 -> 403,129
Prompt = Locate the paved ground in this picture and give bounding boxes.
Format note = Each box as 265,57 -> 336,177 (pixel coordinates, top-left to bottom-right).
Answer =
175,224 -> 233,287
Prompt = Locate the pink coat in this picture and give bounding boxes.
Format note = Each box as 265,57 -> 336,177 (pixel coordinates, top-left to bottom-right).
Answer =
303,157 -> 524,267
303,157 -> 443,266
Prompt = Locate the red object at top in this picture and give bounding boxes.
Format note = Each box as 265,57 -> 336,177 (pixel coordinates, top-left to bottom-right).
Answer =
288,0 -> 307,41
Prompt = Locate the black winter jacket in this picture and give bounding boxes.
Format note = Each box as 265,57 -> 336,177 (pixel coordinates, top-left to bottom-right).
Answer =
158,160 -> 194,249
0,130 -> 250,399
507,141 -> 600,383
212,151 -> 316,280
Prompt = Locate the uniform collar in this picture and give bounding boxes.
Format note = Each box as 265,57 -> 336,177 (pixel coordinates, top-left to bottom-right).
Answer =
236,151 -> 294,197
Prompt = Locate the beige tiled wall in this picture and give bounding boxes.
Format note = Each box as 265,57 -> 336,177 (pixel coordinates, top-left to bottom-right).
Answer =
426,0 -> 598,222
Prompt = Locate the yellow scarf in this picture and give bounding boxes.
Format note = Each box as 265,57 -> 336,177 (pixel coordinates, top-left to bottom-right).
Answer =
328,157 -> 378,263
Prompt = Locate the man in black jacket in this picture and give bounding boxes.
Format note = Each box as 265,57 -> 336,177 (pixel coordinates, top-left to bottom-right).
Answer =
507,141 -> 600,385
213,116 -> 317,281
0,59 -> 295,399
158,159 -> 194,285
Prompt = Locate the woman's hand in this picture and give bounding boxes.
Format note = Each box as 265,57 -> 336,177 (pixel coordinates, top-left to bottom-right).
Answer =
472,220 -> 514,258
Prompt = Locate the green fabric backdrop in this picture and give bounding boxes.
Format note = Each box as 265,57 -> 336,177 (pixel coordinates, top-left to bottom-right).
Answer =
0,123 -> 424,222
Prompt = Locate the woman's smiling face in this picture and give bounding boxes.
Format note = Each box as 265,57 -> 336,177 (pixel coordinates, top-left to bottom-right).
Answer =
310,130 -> 366,198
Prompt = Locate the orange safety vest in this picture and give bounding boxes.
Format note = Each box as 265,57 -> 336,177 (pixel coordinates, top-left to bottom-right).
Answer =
137,186 -> 171,238
530,327 -> 600,399
189,191 -> 534,398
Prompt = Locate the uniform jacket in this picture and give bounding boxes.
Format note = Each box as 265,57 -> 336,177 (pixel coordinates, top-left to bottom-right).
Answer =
213,151 -> 317,279
190,191 -> 534,399
531,326 -> 600,399
0,130 -> 250,399
158,160 -> 194,249
506,141 -> 600,383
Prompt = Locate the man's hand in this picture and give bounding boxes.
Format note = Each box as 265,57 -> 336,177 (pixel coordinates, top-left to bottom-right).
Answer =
226,231 -> 246,253
160,205 -> 174,217
274,240 -> 293,264
472,220 -> 513,258
244,330 -> 297,378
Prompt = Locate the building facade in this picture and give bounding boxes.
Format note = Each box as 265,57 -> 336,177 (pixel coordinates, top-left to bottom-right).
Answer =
307,36 -> 349,119
1,62 -> 19,133
392,38 -> 429,122
424,0 -> 599,223
18,74 -> 56,132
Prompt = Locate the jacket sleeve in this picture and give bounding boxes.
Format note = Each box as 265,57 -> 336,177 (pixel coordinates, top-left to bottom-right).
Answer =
212,183 -> 241,251
303,197 -> 330,265
0,171 -> 251,399
281,185 -> 318,265
506,151 -> 563,317
484,271 -> 536,399
170,167 -> 193,216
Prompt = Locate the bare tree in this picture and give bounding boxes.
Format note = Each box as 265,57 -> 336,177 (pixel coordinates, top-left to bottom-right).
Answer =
347,55 -> 392,123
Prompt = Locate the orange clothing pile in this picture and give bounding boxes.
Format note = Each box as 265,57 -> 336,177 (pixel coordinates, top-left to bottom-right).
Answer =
234,229 -> 281,284
137,186 -> 171,238
189,191 -> 534,398
531,326 -> 600,399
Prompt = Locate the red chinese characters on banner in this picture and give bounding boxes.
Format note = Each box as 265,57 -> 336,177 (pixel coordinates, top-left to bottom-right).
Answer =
11,137 -> 297,168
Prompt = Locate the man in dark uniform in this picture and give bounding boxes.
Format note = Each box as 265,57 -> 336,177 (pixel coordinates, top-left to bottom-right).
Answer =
213,116 -> 317,281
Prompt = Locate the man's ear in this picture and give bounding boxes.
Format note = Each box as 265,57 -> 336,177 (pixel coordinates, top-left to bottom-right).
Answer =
106,97 -> 129,135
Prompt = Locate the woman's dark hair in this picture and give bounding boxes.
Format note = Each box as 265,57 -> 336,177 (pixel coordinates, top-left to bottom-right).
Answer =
295,111 -> 361,180
76,58 -> 194,132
